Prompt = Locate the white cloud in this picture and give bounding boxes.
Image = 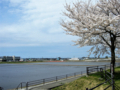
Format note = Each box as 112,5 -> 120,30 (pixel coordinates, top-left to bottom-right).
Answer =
0,0 -> 79,47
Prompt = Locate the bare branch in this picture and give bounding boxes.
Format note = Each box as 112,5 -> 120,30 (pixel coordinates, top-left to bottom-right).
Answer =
101,36 -> 111,47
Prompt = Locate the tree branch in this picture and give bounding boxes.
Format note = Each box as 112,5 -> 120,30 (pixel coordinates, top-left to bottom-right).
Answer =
101,36 -> 111,47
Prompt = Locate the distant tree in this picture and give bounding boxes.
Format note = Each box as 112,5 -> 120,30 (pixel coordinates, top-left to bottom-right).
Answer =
61,0 -> 120,74
98,56 -> 100,59
105,56 -> 108,59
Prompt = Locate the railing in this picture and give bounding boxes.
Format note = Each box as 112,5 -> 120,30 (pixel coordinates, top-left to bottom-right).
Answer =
0,87 -> 3,90
26,71 -> 86,90
86,65 -> 108,75
105,69 -> 120,90
16,82 -> 26,90
115,63 -> 120,67
16,70 -> 86,90
86,63 -> 120,90
86,70 -> 114,90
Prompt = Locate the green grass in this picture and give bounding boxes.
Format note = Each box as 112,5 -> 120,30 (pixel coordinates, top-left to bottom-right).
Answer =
52,67 -> 120,90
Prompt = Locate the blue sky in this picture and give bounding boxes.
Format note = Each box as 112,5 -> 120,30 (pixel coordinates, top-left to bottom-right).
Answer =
0,0 -> 103,58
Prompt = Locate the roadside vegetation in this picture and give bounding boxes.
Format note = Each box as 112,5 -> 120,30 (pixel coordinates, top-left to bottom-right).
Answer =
52,67 -> 120,90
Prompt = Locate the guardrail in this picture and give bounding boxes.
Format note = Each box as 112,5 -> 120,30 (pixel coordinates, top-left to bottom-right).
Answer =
86,65 -> 108,75
16,70 -> 86,90
16,82 -> 26,90
86,63 -> 120,90
26,71 -> 86,90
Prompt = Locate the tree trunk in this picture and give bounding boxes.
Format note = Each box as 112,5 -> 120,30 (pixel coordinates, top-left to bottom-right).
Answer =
111,45 -> 116,74
110,33 -> 116,74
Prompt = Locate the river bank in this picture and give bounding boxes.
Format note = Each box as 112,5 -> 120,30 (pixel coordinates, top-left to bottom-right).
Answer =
0,61 -> 43,64
0,59 -> 120,64
52,66 -> 120,90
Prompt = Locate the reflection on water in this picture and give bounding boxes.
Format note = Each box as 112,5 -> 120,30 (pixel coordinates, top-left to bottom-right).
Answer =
0,62 -> 110,89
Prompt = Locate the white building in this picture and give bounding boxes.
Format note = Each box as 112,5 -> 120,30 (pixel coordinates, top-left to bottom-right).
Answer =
69,58 -> 79,61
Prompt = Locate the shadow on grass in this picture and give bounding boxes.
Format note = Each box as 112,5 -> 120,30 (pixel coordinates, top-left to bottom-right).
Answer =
88,72 -> 102,78
114,71 -> 120,80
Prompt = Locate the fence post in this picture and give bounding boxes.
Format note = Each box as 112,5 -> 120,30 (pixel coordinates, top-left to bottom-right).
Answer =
97,66 -> 98,72
111,64 -> 114,90
66,75 -> 67,79
74,73 -> 76,77
43,79 -> 45,84
100,68 -> 103,78
105,65 -> 106,70
56,76 -> 57,81
86,67 -> 88,75
105,70 -> 106,80
21,83 -> 22,89
100,68 -> 101,77
26,82 -> 28,90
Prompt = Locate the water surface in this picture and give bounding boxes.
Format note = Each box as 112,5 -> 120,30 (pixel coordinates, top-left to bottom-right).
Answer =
0,62 -> 111,90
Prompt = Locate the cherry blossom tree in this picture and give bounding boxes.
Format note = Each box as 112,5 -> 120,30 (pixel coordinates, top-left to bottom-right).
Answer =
61,0 -> 120,73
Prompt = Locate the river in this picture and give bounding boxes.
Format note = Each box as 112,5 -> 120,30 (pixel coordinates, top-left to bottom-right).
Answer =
0,62 -> 111,90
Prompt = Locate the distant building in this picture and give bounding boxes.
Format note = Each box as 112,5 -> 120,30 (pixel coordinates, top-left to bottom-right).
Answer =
0,57 -> 2,62
20,59 -> 24,62
69,58 -> 79,61
0,56 -> 20,62
57,57 -> 61,60
14,56 -> 20,61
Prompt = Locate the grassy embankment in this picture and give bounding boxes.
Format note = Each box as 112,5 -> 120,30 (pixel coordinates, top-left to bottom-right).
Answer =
52,67 -> 120,90
0,61 -> 43,64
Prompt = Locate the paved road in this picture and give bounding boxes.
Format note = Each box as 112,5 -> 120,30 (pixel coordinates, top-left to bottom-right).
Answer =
29,74 -> 86,90
17,74 -> 86,90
